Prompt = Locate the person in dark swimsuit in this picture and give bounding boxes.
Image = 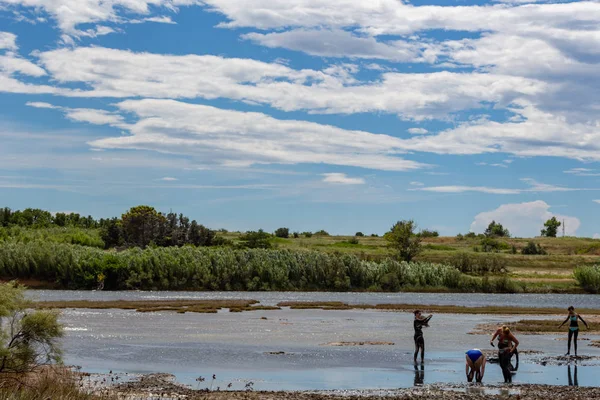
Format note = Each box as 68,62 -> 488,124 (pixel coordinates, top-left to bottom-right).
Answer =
559,306 -> 588,356
465,349 -> 486,383
413,310 -> 433,363
490,326 -> 519,383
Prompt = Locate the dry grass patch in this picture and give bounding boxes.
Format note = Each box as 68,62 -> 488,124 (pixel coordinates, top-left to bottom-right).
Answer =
35,299 -> 283,314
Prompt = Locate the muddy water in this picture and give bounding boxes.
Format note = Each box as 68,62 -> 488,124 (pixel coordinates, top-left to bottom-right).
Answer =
29,291 -> 600,391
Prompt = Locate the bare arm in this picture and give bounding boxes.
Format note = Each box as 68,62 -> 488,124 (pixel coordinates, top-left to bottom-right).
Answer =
490,329 -> 500,346
559,316 -> 569,328
578,314 -> 589,328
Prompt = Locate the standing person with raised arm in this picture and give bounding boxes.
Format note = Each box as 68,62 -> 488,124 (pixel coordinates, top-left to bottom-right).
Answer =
413,310 -> 433,364
559,306 -> 589,357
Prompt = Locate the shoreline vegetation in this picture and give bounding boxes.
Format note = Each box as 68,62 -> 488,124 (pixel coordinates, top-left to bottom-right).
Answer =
1,206 -> 600,294
33,299 -> 600,316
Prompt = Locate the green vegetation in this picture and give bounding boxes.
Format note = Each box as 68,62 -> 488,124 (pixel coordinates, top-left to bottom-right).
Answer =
484,221 -> 510,237
521,241 -> 547,255
574,265 -> 600,293
0,283 -> 63,374
384,220 -> 422,262
3,206 -> 600,293
541,217 -> 561,238
0,242 -> 528,292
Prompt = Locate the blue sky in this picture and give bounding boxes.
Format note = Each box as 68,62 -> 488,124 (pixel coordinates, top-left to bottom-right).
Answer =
1,0 -> 600,237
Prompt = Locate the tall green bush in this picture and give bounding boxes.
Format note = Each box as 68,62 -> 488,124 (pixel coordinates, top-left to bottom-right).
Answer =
574,265 -> 600,293
0,241 -> 521,293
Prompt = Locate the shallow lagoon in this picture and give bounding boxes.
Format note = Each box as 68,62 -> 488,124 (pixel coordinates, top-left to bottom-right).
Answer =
29,291 -> 600,391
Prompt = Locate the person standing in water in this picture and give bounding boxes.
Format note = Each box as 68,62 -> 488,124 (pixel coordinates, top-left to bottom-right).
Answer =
413,310 -> 433,363
465,349 -> 486,383
559,306 -> 589,356
490,325 -> 519,383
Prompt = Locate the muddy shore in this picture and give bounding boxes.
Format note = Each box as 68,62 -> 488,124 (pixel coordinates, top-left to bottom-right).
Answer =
106,373 -> 600,399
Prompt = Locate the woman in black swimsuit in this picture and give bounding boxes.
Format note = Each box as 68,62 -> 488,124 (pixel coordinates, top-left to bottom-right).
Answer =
559,306 -> 588,356
413,310 -> 433,363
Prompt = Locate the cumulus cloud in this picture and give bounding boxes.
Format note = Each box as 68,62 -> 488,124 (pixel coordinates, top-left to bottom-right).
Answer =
321,173 -> 365,185
594,233 -> 600,239
78,98 -> 428,171
470,200 -> 580,237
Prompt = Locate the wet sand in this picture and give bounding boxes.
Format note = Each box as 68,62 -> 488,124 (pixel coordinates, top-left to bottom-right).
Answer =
107,373 -> 600,399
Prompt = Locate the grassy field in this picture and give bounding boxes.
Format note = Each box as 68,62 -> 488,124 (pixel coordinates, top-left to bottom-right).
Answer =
221,233 -> 600,292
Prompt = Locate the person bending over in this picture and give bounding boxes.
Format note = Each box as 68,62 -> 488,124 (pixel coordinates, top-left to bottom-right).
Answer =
413,310 -> 433,363
465,348 -> 486,383
559,306 -> 589,357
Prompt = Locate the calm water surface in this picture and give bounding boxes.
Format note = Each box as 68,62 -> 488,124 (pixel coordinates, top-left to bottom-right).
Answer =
28,291 -> 600,390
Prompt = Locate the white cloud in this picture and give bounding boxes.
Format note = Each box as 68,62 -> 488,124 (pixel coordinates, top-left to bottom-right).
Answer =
26,102 -> 125,125
416,185 -> 521,195
410,181 -> 424,186
565,168 -> 600,177
594,233 -> 600,239
25,102 -> 58,109
408,128 -> 428,135
0,32 -> 17,50
158,177 -> 178,181
64,108 -> 125,125
29,46 -> 544,121
81,98 -> 428,171
476,162 -> 508,168
413,178 -> 586,195
400,102 -> 600,161
321,173 -> 365,185
0,0 -> 198,37
594,200 -> 600,204
243,29 -> 427,62
470,200 -> 580,237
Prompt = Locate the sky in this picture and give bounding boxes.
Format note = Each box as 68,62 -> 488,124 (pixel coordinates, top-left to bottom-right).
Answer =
1,0 -> 600,238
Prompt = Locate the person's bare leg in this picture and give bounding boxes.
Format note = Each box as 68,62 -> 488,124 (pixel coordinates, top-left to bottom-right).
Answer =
466,355 -> 472,382
479,356 -> 486,382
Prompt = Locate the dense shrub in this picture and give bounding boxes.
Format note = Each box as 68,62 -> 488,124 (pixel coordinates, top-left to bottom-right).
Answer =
574,265 -> 600,293
314,230 -> 330,236
449,252 -> 507,275
479,237 -> 510,253
0,242 -> 522,293
274,227 -> 290,238
521,241 -> 547,255
419,229 -> 439,238
355,232 -> 365,237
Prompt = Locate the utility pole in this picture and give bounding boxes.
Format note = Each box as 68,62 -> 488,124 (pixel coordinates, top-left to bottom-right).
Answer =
562,219 -> 565,237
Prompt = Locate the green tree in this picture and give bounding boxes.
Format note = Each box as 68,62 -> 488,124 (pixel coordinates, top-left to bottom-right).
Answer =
239,230 -> 272,249
384,220 -> 422,262
100,217 -> 124,249
274,227 -> 290,238
0,282 -> 63,374
484,221 -> 510,237
541,217 -> 561,237
121,205 -> 166,248
355,232 -> 365,237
